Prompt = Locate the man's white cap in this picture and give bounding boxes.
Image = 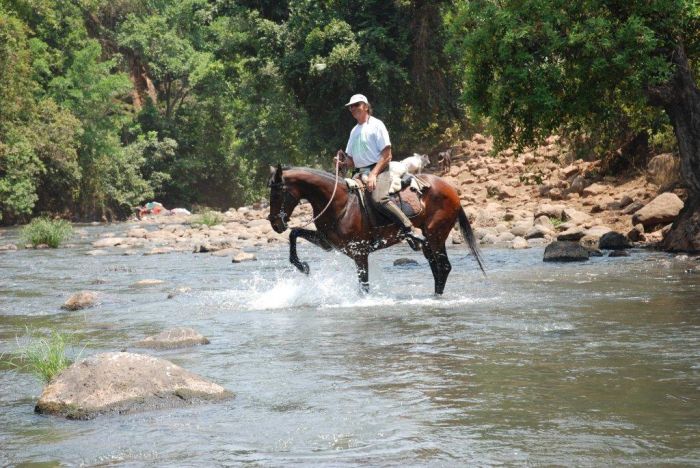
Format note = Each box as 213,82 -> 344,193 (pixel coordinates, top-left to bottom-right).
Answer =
344,94 -> 369,107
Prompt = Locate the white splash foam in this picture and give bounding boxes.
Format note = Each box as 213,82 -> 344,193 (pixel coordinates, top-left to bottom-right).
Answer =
200,249 -> 493,312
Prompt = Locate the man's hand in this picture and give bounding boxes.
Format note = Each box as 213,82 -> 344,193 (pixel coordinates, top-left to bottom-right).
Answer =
334,149 -> 347,168
367,173 -> 377,191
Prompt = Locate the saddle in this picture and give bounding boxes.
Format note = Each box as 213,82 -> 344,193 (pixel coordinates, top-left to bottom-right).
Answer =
346,174 -> 430,228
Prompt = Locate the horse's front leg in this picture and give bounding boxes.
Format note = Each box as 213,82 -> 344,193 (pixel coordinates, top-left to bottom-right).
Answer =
353,254 -> 370,294
289,228 -> 333,275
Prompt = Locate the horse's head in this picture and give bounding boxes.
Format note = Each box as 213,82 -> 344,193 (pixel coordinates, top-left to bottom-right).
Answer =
267,164 -> 300,233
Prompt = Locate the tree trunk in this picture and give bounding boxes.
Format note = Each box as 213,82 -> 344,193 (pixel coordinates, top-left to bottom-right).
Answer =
647,44 -> 700,252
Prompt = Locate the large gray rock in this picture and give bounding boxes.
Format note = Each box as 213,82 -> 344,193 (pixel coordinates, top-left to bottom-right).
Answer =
627,224 -> 645,242
232,252 -> 256,263
632,193 -> 684,228
92,237 -> 125,248
193,238 -> 236,253
568,174 -> 589,194
62,291 -> 98,311
510,220 -> 534,237
557,226 -> 586,241
622,200 -> 644,215
598,231 -> 631,250
543,241 -> 590,262
533,215 -> 555,230
394,258 -> 419,266
562,208 -> 592,226
135,328 -> 210,349
35,352 -> 233,419
511,237 -> 530,249
132,279 -> 165,287
535,203 -> 566,219
525,225 -> 555,239
582,183 -> 608,197
646,153 -> 680,188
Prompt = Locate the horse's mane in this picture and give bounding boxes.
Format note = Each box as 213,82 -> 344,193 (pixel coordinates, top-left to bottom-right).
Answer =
285,166 -> 341,185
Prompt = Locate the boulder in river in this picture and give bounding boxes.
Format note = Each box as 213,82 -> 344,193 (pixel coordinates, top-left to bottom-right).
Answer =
92,237 -> 125,248
135,327 -> 210,349
62,291 -> 98,311
510,237 -> 529,249
132,279 -> 165,287
393,258 -> 419,266
35,352 -> 233,419
232,252 -> 256,263
598,231 -> 631,250
543,241 -> 590,262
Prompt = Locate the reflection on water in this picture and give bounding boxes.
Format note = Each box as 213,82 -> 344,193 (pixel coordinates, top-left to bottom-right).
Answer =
1,223 -> 699,465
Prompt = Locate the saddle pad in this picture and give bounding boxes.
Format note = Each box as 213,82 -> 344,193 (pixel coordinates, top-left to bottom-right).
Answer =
391,188 -> 423,218
346,177 -> 424,226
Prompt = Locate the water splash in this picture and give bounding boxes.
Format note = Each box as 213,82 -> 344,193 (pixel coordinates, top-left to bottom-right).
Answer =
200,250 -> 493,312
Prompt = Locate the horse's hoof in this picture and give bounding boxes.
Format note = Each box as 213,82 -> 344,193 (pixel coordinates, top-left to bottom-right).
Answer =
301,262 -> 310,275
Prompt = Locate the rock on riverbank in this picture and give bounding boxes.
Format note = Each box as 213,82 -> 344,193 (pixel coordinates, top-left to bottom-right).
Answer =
35,352 -> 233,419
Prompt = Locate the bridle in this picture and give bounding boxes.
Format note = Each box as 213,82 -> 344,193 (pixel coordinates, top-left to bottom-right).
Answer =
268,159 -> 341,230
267,179 -> 297,230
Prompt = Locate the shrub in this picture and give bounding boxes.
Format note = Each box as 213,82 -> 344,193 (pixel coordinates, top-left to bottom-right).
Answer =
15,329 -> 81,383
21,217 -> 72,248
193,210 -> 224,227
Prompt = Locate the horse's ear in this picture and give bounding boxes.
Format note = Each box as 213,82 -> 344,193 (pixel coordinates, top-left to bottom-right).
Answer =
273,163 -> 283,183
269,165 -> 276,176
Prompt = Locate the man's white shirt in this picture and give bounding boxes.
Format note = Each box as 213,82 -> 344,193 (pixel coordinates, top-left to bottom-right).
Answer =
345,116 -> 391,168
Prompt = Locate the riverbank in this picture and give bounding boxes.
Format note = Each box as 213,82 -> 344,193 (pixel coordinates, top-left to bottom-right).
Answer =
0,134 -> 689,258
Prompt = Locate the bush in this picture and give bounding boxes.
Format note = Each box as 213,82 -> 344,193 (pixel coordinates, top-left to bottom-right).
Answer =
14,329 -> 81,383
21,217 -> 72,247
193,211 -> 224,227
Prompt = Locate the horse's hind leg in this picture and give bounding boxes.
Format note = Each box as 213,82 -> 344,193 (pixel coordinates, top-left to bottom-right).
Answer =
422,240 -> 451,295
289,228 -> 333,274
434,245 -> 451,295
422,243 -> 441,293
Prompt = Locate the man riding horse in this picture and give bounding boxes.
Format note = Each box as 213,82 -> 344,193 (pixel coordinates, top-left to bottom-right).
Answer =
339,94 -> 425,251
266,94 -> 485,294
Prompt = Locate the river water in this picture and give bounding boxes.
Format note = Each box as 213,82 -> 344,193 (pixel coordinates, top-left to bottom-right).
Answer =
1,223 -> 699,466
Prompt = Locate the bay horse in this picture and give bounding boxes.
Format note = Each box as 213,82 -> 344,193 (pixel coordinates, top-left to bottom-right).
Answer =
267,164 -> 485,294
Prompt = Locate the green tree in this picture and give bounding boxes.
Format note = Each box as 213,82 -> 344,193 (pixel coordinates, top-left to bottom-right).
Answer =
449,0 -> 700,251
0,8 -> 42,221
49,39 -> 145,219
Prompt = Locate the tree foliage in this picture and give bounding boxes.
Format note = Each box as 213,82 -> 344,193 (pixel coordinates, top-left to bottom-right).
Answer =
2,0 -> 697,225
447,0 -> 699,157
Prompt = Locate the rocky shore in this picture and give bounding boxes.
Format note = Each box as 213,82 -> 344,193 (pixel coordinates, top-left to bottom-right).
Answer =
0,134 -> 690,259
95,135 -> 688,259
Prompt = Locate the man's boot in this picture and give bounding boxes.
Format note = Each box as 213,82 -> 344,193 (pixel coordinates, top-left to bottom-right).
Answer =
382,202 -> 424,251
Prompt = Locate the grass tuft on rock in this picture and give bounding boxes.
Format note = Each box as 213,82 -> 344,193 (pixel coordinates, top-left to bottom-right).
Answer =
14,329 -> 81,383
193,211 -> 224,227
21,218 -> 73,248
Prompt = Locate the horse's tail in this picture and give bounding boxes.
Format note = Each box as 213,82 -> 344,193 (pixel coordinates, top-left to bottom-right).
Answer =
457,207 -> 486,276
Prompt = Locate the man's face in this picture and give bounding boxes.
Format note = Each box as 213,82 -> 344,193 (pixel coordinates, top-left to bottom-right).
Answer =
348,102 -> 368,122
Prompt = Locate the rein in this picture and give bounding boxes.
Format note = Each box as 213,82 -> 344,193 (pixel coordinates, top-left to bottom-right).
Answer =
274,159 -> 341,230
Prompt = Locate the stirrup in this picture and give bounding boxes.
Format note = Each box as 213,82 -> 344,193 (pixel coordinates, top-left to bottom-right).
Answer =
401,228 -> 424,251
